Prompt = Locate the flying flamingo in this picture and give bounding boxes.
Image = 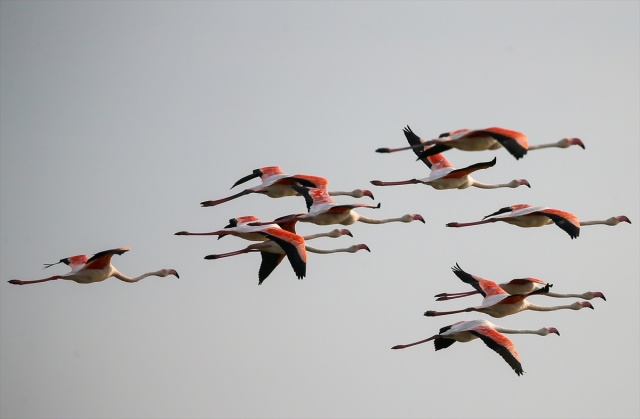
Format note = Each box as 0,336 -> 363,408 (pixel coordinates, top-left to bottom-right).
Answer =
391,319 -> 559,376
376,125 -> 585,160
177,216 -> 308,279
423,264 -> 594,318
370,151 -> 531,190
435,280 -> 605,301
434,265 -> 606,302
205,228 -> 369,284
247,186 -> 425,227
446,204 -> 631,239
8,247 -> 179,285
200,166 -> 374,207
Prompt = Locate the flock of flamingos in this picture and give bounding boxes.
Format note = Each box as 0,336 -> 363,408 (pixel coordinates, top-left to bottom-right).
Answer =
9,125 -> 631,376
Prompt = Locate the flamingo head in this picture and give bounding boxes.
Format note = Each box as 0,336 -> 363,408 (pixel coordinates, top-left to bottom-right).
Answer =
560,138 -> 585,149
403,214 -> 425,223
575,301 -> 594,310
545,327 -> 560,336
512,179 -> 531,188
613,215 -> 631,225
354,189 -> 375,200
162,269 -> 180,278
354,244 -> 371,252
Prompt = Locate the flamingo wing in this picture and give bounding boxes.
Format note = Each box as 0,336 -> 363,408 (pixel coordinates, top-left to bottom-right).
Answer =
402,126 -> 438,168
443,157 -> 497,179
472,128 -> 528,160
83,247 -> 130,270
470,325 -> 524,376
258,252 -> 286,285
536,208 -> 580,239
451,263 -> 506,297
260,231 -> 307,279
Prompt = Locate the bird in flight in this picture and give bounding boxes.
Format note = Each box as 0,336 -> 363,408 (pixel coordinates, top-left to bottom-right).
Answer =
8,247 -> 179,285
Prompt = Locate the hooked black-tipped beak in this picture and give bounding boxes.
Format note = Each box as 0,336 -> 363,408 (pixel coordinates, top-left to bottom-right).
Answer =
231,169 -> 261,189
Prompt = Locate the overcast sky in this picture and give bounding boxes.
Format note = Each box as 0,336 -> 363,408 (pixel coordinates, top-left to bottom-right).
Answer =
1,1 -> 638,418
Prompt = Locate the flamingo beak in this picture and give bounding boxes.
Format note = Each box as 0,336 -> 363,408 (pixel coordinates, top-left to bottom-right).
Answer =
582,302 -> 595,309
357,244 -> 371,252
170,270 -> 180,278
231,169 -> 262,189
618,216 -> 631,224
548,327 -> 560,336
363,190 -> 375,200
593,292 -> 606,301
521,179 -> 531,188
413,214 -> 425,223
571,138 -> 585,149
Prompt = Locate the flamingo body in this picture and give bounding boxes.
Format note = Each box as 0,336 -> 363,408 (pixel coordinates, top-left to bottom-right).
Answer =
391,319 -> 559,376
8,247 -> 179,285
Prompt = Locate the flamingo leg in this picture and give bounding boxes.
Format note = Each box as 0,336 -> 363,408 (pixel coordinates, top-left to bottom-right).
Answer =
392,335 -> 438,349
200,190 -> 251,207
8,275 -> 62,285
446,219 -> 499,228
204,248 -> 258,260
434,291 -> 480,301
370,179 -> 421,186
424,308 -> 475,317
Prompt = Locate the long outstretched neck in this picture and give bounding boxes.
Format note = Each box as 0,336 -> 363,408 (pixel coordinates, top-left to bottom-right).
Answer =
370,179 -> 420,186
526,302 -> 593,312
111,269 -> 165,283
305,244 -> 369,254
302,229 -> 352,240
434,290 -> 480,301
493,326 -> 550,336
471,180 -> 530,189
357,214 -> 425,224
8,275 -> 62,285
446,219 -> 498,228
200,190 -> 251,207
391,335 -> 438,349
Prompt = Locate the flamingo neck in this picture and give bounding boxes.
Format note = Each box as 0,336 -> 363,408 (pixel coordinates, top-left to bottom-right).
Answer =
111,269 -> 167,283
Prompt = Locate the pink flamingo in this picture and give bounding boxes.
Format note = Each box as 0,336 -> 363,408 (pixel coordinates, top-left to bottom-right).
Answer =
423,264 -> 594,318
435,274 -> 605,302
176,216 -> 308,279
8,247 -> 179,285
391,319 -> 559,376
446,204 -> 630,239
248,186 -> 424,227
371,151 -> 530,190
200,166 -> 373,207
205,228 -> 369,284
376,125 -> 584,160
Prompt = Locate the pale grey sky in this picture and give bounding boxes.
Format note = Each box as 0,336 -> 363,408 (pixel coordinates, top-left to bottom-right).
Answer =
1,1 -> 638,418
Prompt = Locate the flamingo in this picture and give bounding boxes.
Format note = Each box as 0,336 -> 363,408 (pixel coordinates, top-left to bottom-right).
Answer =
391,319 -> 559,376
248,186 -> 425,227
200,166 -> 373,207
7,247 -> 179,285
423,264 -> 594,318
370,151 -> 530,190
177,216 -> 308,279
376,126 -> 585,160
446,204 -> 630,239
204,228 -> 369,285
434,266 -> 606,302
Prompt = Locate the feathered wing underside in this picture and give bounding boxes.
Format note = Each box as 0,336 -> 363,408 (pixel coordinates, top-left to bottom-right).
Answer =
403,126 -> 437,168
538,209 -> 580,239
470,328 -> 524,376
473,128 -> 528,160
261,232 -> 307,280
258,252 -> 286,284
444,157 -> 497,179
83,247 -> 130,270
451,263 -> 505,297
